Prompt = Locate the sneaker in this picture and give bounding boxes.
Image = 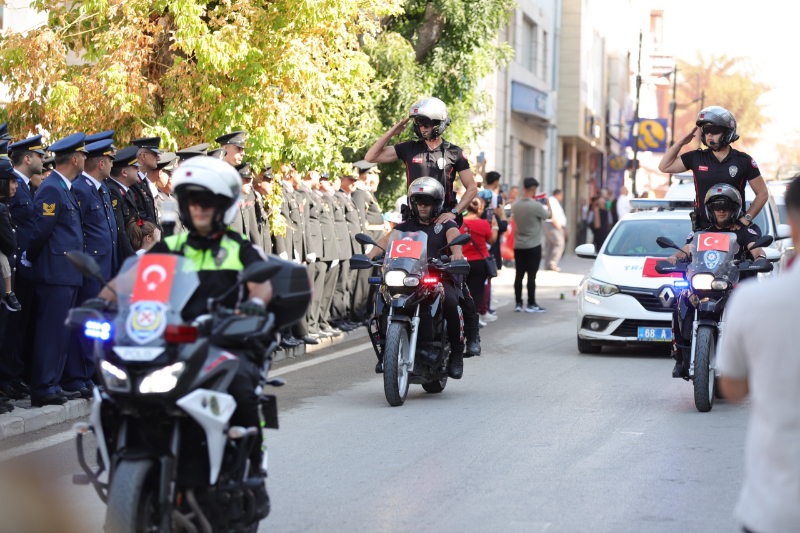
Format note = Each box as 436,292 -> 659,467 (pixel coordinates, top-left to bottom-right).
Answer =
514,304 -> 523,312
478,319 -> 487,327
480,312 -> 498,323
525,305 -> 546,313
1,292 -> 21,312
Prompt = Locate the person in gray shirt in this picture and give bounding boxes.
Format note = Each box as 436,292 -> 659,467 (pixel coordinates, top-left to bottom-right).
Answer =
511,177 -> 551,313
718,176 -> 800,533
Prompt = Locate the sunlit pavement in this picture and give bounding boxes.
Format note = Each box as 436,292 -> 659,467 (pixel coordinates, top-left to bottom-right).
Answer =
0,257 -> 749,533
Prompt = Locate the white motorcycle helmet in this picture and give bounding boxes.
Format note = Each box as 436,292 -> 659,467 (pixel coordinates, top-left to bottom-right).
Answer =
172,156 -> 241,234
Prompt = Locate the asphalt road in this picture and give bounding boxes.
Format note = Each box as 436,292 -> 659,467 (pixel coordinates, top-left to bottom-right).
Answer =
0,263 -> 751,533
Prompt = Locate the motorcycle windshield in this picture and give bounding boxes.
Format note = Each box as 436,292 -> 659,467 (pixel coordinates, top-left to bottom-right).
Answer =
688,232 -> 739,278
383,231 -> 428,278
112,254 -> 200,347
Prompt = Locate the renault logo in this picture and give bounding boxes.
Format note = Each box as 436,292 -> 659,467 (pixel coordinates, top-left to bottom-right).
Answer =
658,286 -> 676,308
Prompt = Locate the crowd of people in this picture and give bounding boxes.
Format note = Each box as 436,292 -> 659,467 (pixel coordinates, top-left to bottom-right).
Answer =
0,124 -> 388,412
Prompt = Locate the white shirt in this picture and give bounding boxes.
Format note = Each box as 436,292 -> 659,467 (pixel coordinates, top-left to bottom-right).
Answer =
718,262 -> 800,533
12,168 -> 30,187
616,195 -> 632,219
51,170 -> 72,190
547,196 -> 567,227
82,172 -> 101,190
108,177 -> 128,193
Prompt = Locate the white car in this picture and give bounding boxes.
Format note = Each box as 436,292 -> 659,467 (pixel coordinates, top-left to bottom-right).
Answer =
575,210 -> 693,353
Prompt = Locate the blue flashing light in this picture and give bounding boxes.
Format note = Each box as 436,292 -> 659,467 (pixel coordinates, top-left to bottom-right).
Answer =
368,277 -> 382,284
85,320 -> 113,341
673,280 -> 689,289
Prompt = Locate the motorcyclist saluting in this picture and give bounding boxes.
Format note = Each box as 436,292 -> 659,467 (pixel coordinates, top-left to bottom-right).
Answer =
658,106 -> 769,233
665,184 -> 766,378
97,158 -> 274,494
366,178 -> 468,379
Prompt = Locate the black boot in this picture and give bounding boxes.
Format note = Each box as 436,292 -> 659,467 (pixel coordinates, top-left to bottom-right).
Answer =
463,312 -> 481,356
448,346 -> 464,379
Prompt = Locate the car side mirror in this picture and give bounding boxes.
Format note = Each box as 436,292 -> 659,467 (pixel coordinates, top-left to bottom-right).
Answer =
762,247 -> 782,263
575,243 -> 596,259
776,224 -> 792,240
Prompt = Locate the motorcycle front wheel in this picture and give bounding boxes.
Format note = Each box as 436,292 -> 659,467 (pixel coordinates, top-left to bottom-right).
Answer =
105,459 -> 161,533
383,322 -> 410,406
693,325 -> 716,412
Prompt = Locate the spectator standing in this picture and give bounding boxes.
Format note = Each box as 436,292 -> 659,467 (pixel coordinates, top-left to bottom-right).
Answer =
590,194 -> 612,249
543,189 -> 567,271
718,177 -> 800,533
615,185 -> 631,221
0,164 -> 19,312
461,197 -> 498,324
511,177 -> 551,313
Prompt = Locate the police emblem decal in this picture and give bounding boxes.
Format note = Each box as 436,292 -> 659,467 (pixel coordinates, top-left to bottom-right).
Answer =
729,165 -> 738,177
703,250 -> 721,270
126,301 -> 168,345
437,157 -> 446,170
214,247 -> 228,267
434,223 -> 443,234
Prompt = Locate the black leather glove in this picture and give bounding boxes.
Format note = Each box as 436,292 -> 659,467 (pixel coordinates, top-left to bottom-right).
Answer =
240,301 -> 268,317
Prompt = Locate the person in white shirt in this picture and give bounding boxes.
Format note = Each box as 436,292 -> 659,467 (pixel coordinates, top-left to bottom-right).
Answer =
718,177 -> 800,533
616,185 -> 632,220
543,189 -> 567,271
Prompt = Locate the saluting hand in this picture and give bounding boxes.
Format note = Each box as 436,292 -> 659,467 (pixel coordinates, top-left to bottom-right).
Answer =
388,118 -> 411,137
680,127 -> 698,146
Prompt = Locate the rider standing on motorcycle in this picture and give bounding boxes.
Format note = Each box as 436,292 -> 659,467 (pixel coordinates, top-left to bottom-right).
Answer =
658,106 -> 769,233
98,157 -> 274,466
665,184 -> 767,378
366,178 -> 468,379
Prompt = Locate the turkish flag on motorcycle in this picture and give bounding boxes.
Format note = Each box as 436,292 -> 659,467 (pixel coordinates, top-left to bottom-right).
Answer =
697,233 -> 731,252
131,254 -> 178,302
389,240 -> 424,259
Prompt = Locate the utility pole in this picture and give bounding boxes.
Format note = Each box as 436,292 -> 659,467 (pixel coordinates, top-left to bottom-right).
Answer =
631,30 -> 643,198
669,64 -> 677,147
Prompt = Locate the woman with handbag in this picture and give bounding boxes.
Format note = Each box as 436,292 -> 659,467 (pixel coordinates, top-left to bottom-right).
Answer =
462,197 -> 498,325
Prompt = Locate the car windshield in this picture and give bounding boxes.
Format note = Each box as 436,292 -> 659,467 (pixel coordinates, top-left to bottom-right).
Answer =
604,219 -> 692,257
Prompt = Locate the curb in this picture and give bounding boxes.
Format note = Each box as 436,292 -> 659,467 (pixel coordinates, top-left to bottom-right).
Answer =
0,326 -> 369,442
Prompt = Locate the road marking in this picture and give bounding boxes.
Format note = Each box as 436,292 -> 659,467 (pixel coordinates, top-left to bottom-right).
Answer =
270,342 -> 373,377
0,429 -> 75,462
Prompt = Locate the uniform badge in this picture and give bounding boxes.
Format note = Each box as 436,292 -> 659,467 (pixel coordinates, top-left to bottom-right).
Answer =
748,228 -> 757,235
214,247 -> 228,267
126,301 -> 168,345
85,178 -> 92,186
112,199 -> 118,208
729,165 -> 738,177
43,203 -> 55,216
437,157 -> 446,170
686,231 -> 694,241
434,223 -> 443,234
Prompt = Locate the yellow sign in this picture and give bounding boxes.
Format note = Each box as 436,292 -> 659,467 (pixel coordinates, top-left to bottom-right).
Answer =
43,203 -> 56,216
635,119 -> 667,152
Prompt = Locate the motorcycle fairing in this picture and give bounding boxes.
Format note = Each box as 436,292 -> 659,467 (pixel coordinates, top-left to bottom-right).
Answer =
177,389 -> 237,484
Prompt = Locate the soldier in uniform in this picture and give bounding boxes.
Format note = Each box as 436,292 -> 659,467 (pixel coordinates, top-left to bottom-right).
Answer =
293,170 -> 325,343
23,133 -> 87,406
62,138 -> 120,397
0,135 -> 46,400
152,152 -> 184,234
313,172 -> 342,337
131,137 -> 161,224
216,130 -> 247,168
176,143 -> 210,164
230,162 -> 266,253
207,148 -> 226,160
107,146 -> 144,259
350,161 -> 386,323
334,171 -> 363,328
271,165 -> 293,261
327,175 -> 357,332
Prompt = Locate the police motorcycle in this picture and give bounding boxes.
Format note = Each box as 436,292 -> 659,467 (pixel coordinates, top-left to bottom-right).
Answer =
350,231 -> 471,407
654,232 -> 774,412
64,250 -> 310,533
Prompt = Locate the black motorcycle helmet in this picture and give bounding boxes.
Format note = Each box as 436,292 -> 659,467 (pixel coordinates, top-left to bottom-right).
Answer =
409,97 -> 452,140
704,183 -> 743,227
696,106 -> 740,152
408,177 -> 445,222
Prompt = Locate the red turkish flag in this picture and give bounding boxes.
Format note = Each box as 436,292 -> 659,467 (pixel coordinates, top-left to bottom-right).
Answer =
131,254 -> 178,303
389,240 -> 424,259
642,257 -> 683,278
697,233 -> 731,252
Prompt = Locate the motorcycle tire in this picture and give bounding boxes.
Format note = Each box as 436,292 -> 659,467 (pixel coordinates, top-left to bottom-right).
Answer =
577,336 -> 602,354
693,325 -> 716,413
383,322 -> 410,406
105,459 -> 160,533
422,377 -> 448,393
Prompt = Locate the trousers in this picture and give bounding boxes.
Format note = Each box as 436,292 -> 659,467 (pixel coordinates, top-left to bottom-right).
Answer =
62,278 -> 103,390
514,246 -> 542,306
30,283 -> 78,398
543,222 -> 566,269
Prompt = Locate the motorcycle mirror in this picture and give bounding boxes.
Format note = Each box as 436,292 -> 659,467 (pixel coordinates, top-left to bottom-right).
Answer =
447,233 -> 472,248
67,251 -> 103,281
355,233 -> 377,247
751,235 -> 774,249
656,236 -> 688,258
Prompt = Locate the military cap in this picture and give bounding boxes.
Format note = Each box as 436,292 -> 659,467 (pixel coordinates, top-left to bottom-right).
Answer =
113,146 -> 141,168
215,130 -> 247,148
207,147 -> 227,160
156,152 -> 177,172
10,134 -> 47,156
176,143 -> 209,161
0,123 -> 11,142
48,133 -> 87,156
236,162 -> 253,179
85,130 -> 114,144
0,159 -> 14,179
319,171 -> 331,180
0,141 -> 9,160
42,156 -> 55,171
352,160 -> 378,173
84,139 -> 115,159
131,136 -> 161,154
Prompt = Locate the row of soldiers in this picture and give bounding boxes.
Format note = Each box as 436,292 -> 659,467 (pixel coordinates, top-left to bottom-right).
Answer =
0,124 -> 384,408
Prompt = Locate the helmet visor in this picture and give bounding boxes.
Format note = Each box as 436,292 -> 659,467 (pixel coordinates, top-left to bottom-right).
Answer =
702,125 -> 726,135
186,191 -> 225,210
412,195 -> 436,207
707,199 -> 736,213
413,117 -> 441,129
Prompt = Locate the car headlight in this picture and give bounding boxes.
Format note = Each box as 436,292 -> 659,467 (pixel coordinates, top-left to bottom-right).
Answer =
586,278 -> 619,297
691,273 -> 714,291
139,362 -> 185,394
101,360 -> 130,392
385,270 -> 407,287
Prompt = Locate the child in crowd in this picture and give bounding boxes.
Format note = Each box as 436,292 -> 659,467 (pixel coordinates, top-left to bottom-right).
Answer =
0,174 -> 20,311
125,219 -> 161,256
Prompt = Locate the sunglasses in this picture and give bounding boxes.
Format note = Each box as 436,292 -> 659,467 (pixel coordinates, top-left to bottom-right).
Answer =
187,193 -> 220,209
413,196 -> 436,206
702,125 -> 726,135
413,117 -> 441,128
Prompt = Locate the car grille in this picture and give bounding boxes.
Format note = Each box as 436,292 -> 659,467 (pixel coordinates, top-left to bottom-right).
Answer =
618,286 -> 672,313
611,319 -> 671,338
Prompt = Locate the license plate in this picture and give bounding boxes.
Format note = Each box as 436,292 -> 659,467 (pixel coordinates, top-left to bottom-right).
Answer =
638,327 -> 672,342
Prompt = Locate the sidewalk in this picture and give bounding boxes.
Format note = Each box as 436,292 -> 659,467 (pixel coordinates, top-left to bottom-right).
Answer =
0,326 -> 369,442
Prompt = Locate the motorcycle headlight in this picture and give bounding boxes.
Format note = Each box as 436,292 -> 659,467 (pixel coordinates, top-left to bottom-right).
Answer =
385,270 -> 407,287
101,360 -> 130,392
691,273 -> 714,291
139,362 -> 185,394
710,279 -> 729,290
586,278 -> 619,297
403,276 -> 420,287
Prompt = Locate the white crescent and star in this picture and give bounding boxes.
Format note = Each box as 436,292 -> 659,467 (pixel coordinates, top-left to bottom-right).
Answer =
396,244 -> 411,253
703,236 -> 718,247
142,264 -> 167,291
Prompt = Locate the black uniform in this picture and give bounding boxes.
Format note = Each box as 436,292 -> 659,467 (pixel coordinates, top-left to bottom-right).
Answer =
294,184 -> 325,336
394,139 -> 470,209
684,224 -> 761,261
680,148 -> 762,227
131,174 -> 157,224
316,189 -> 340,332
106,178 -> 138,258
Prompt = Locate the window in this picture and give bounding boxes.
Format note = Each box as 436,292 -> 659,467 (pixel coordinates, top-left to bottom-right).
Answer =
542,31 -> 548,81
522,19 -> 538,74
521,143 -> 535,180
